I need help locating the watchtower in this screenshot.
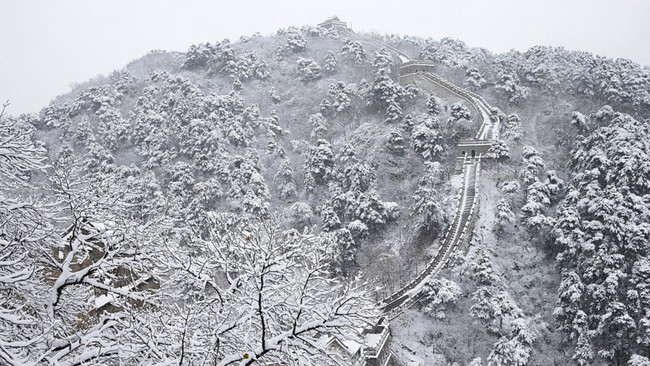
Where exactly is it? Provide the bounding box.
[318,16,348,30]
[455,139,496,172]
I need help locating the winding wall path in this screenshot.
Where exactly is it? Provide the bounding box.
[374,47,500,317]
[351,34,501,366]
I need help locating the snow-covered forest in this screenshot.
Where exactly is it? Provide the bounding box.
[2,20,650,366]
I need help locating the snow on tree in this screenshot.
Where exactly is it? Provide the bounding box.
[426,95,441,116]
[419,37,480,68]
[501,113,523,141]
[223,51,271,81]
[323,81,357,115]
[288,201,314,227]
[628,355,650,366]
[96,105,129,151]
[372,48,393,74]
[232,77,242,91]
[341,38,366,66]
[227,154,271,216]
[470,252,524,331]
[448,101,472,123]
[544,170,564,200]
[500,180,521,196]
[465,67,487,90]
[323,51,338,73]
[275,44,285,60]
[354,189,389,231]
[296,57,322,82]
[410,162,445,232]
[182,39,235,71]
[495,70,530,104]
[273,159,297,201]
[552,111,650,364]
[145,219,378,365]
[593,104,614,123]
[303,172,316,195]
[494,198,515,237]
[419,278,462,319]
[486,319,537,366]
[573,332,594,366]
[337,142,358,164]
[369,66,405,123]
[520,181,555,236]
[402,113,414,133]
[324,227,359,276]
[74,116,96,145]
[411,115,444,161]
[10,149,168,365]
[347,219,369,241]
[485,140,511,163]
[191,177,223,210]
[0,105,57,365]
[339,161,376,194]
[165,161,195,196]
[387,128,406,156]
[321,205,342,232]
[520,146,546,185]
[303,139,334,184]
[308,112,328,139]
[553,271,585,337]
[570,111,590,133]
[285,27,306,52]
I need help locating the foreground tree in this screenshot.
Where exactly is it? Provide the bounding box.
[146,219,379,365]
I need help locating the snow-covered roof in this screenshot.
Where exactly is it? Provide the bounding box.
[342,339,362,354]
[318,16,347,29]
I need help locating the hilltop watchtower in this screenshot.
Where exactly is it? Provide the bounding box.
[318,16,348,30]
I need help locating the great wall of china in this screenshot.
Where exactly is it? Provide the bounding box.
[319,18,501,365]
[348,26,500,366]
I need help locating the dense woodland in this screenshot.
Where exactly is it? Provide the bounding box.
[1,23,650,365]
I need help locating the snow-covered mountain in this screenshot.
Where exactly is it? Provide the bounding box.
[2,19,650,366]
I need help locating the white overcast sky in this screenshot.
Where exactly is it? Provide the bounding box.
[2,0,649,115]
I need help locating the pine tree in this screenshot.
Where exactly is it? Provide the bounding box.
[266,110,284,137]
[402,113,414,133]
[448,101,472,123]
[308,112,328,139]
[341,39,366,66]
[323,52,337,73]
[426,95,441,116]
[321,205,341,232]
[570,111,590,133]
[502,113,523,141]
[465,67,487,90]
[296,58,322,82]
[274,160,297,201]
[573,332,594,366]
[420,278,462,319]
[485,140,511,162]
[303,139,334,184]
[372,48,393,74]
[286,28,306,52]
[496,69,530,104]
[552,112,650,364]
[387,129,406,156]
[494,199,515,237]
[411,116,444,161]
[486,319,537,366]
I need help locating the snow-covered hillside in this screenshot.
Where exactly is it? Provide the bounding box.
[2,19,650,366]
